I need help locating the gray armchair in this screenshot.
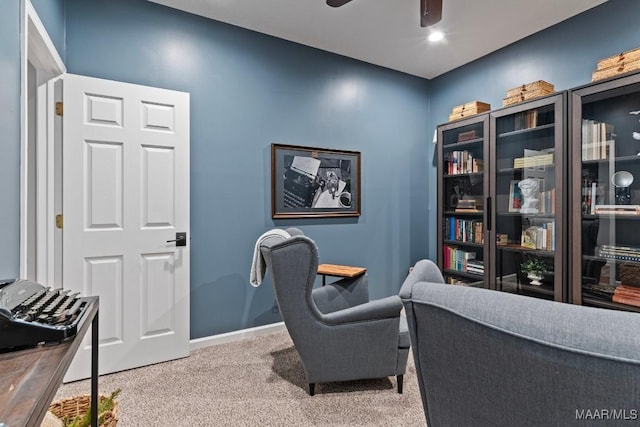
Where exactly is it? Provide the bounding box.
[260,229,410,396]
[401,259,640,427]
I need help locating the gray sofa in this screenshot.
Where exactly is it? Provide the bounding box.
[400,259,640,427]
[259,229,410,395]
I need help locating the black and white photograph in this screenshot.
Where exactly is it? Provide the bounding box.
[271,143,361,218]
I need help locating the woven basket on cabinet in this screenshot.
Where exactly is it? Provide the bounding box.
[47,394,119,427]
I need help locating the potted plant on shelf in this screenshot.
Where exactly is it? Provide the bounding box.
[520,257,548,286]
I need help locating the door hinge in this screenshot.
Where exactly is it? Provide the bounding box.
[55,214,63,229]
[55,102,63,116]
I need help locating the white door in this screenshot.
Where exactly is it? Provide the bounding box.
[62,74,190,380]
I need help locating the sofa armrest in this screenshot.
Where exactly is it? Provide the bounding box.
[321,295,402,324]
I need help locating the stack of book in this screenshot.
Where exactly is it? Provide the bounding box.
[443,246,476,273]
[454,198,483,213]
[581,119,615,161]
[581,178,602,215]
[445,217,484,243]
[521,222,555,251]
[445,150,483,175]
[538,188,556,214]
[514,110,539,130]
[466,259,484,276]
[457,130,479,142]
[596,245,640,262]
[612,284,640,308]
[513,152,554,168]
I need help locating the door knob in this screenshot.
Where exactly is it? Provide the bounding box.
[167,232,187,247]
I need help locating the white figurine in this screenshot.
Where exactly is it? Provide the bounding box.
[518,178,540,214]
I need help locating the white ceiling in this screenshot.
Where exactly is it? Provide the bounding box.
[149,0,608,79]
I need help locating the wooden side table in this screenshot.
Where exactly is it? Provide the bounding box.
[317,263,367,286]
[0,297,99,427]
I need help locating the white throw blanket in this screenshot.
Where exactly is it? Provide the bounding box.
[250,229,291,287]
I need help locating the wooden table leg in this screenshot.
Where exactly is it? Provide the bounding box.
[91,309,99,427]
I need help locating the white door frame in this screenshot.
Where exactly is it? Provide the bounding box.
[20,0,65,283]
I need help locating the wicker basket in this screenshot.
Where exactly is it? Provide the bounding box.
[448,100,491,121]
[620,262,640,287]
[502,80,555,106]
[591,47,640,82]
[47,394,119,427]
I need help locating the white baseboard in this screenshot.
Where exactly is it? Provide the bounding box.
[189,322,286,351]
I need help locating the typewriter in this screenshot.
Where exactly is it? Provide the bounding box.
[0,279,91,351]
[283,156,321,208]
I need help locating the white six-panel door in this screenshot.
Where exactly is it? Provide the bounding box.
[62,74,190,380]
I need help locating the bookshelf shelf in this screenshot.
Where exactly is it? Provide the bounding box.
[497,244,555,257]
[582,214,640,220]
[443,269,484,280]
[582,296,640,313]
[582,154,640,165]
[444,239,484,248]
[443,171,484,179]
[443,138,484,149]
[443,210,484,216]
[497,123,555,139]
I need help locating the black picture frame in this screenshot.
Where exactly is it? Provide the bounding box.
[271,143,361,219]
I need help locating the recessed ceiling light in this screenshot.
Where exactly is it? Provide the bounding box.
[428,31,444,42]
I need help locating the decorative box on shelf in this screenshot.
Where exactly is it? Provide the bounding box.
[448,101,491,122]
[592,47,640,82]
[502,80,555,106]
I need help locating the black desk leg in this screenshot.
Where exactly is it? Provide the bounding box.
[91,309,99,427]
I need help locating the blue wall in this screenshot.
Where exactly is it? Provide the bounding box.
[64,0,431,338]
[426,0,640,258]
[0,1,21,278]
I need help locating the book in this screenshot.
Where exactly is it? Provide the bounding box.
[513,153,554,168]
[612,294,640,308]
[457,130,479,142]
[521,226,539,249]
[594,205,640,215]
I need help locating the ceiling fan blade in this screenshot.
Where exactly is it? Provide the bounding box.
[326,0,353,7]
[421,0,442,27]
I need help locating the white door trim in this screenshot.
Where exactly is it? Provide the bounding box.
[20,0,66,281]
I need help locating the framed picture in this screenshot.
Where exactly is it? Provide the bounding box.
[508,180,523,212]
[271,143,361,219]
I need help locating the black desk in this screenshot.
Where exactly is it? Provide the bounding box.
[0,297,99,427]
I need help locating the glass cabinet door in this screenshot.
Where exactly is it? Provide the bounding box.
[489,94,566,301]
[437,115,489,287]
[571,73,640,312]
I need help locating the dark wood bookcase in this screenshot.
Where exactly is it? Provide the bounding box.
[489,93,567,302]
[437,114,490,288]
[570,72,640,313]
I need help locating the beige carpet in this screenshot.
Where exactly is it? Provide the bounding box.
[56,331,426,426]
